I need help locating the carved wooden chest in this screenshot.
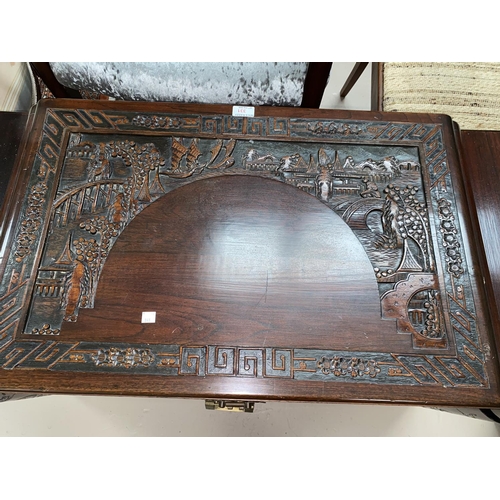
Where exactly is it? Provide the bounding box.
[1,100,499,407]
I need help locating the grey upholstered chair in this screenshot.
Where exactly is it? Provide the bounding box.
[31,62,332,108]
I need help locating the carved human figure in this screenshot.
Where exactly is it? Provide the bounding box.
[360,177,381,198]
[280,154,296,170]
[110,192,126,225]
[315,167,333,201]
[88,143,112,181]
[63,259,85,321]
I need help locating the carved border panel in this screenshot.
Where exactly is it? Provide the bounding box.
[0,105,490,392]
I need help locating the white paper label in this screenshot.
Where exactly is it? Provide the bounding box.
[232,105,255,117]
[141,311,156,323]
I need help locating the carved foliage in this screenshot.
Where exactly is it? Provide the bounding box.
[58,140,166,322]
[132,115,183,130]
[30,323,60,335]
[317,356,381,378]
[437,198,464,279]
[108,140,165,206]
[14,182,48,262]
[307,122,362,136]
[378,184,433,272]
[419,290,443,339]
[93,348,155,368]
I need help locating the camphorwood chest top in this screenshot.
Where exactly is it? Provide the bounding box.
[0,99,499,406]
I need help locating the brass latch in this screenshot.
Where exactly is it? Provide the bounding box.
[205,400,261,412]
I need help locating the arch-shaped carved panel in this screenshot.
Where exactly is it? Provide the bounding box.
[60,175,401,350]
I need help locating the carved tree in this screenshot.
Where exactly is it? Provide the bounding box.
[108,140,165,206]
[379,184,433,272]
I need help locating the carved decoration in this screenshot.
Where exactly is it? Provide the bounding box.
[0,339,488,388]
[14,182,48,262]
[30,324,60,335]
[132,114,183,130]
[380,273,446,348]
[419,290,444,339]
[0,106,488,392]
[27,135,456,351]
[92,348,155,368]
[307,121,362,136]
[437,198,464,278]
[317,356,381,378]
[108,139,165,207]
[378,184,433,272]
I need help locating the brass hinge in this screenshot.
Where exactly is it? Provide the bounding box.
[205,400,262,412]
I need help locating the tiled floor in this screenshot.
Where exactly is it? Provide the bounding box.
[0,63,499,436]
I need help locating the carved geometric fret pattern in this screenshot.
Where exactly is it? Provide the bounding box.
[0,341,487,387]
[0,106,490,390]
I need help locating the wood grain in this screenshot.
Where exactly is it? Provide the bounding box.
[459,130,500,360]
[0,112,27,210]
[62,175,407,351]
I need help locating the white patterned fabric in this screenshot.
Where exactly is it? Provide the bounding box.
[0,62,36,111]
[49,62,309,105]
[383,62,500,130]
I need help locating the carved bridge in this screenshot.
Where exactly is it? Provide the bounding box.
[339,198,385,229]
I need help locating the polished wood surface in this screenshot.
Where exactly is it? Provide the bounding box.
[63,175,407,352]
[459,130,500,358]
[0,112,27,210]
[340,62,368,98]
[336,62,382,111]
[372,62,383,111]
[0,99,499,407]
[30,63,81,99]
[301,62,332,108]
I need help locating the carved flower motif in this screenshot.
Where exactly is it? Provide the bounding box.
[93,348,155,368]
[18,234,36,246]
[366,362,381,377]
[317,357,332,374]
[441,220,454,232]
[31,323,60,335]
[317,356,380,378]
[443,233,456,244]
[449,262,464,276]
[438,203,452,218]
[20,218,41,231]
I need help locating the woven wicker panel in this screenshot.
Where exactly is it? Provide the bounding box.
[383,62,500,130]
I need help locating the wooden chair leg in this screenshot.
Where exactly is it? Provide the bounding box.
[340,62,369,98]
[29,63,82,99]
[371,62,383,111]
[301,62,332,108]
